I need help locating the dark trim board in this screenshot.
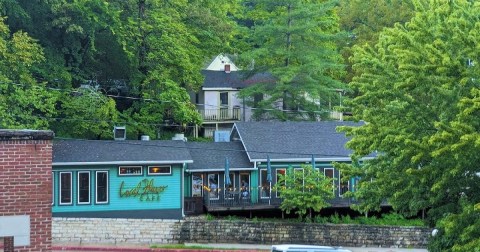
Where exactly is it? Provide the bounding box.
[53,209,183,219]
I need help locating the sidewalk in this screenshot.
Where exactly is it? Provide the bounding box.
[52,242,428,252]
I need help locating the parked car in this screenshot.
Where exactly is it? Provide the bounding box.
[271,244,353,252]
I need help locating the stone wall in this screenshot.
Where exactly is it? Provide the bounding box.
[52,218,181,245]
[53,218,430,248]
[0,130,54,252]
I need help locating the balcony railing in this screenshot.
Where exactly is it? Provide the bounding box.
[200,187,358,212]
[203,187,282,211]
[198,107,241,122]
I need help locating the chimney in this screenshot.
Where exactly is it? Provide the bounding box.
[224,64,231,73]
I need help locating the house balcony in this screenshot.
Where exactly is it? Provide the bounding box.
[197,107,241,123]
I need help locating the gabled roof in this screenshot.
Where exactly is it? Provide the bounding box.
[232,121,365,162]
[185,141,253,171]
[204,54,239,71]
[53,140,192,166]
[202,70,274,89]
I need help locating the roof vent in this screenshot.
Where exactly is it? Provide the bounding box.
[141,135,150,141]
[113,126,126,140]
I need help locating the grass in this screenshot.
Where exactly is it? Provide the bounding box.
[150,244,245,250]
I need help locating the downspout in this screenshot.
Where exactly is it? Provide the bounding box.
[181,162,185,218]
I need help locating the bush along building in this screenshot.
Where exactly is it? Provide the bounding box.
[51,121,372,219]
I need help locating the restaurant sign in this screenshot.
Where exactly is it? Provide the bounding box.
[120,179,168,201]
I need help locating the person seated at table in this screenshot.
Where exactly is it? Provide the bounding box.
[241,180,249,198]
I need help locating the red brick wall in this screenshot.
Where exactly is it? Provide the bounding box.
[0,131,53,252]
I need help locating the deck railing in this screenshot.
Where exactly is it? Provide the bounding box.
[197,107,241,122]
[201,187,359,211]
[203,187,282,210]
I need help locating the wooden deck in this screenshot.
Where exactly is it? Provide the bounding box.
[201,189,361,212]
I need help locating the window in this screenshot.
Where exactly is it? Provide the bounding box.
[96,171,108,204]
[192,174,203,197]
[220,92,229,106]
[207,173,219,200]
[294,168,304,184]
[339,171,349,197]
[240,173,250,199]
[77,171,90,204]
[260,169,270,198]
[119,166,142,175]
[59,172,72,205]
[148,166,171,175]
[276,168,286,197]
[225,172,235,199]
[324,168,335,195]
[253,93,263,107]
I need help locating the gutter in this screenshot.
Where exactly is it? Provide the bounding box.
[53,160,194,166]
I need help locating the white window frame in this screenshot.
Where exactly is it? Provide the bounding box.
[59,172,72,205]
[324,168,335,195]
[118,166,143,176]
[219,91,229,107]
[77,171,90,204]
[147,165,171,175]
[192,173,203,197]
[224,172,235,199]
[276,168,286,198]
[260,169,270,199]
[338,171,350,197]
[208,173,219,200]
[95,171,109,204]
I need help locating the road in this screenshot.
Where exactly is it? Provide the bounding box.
[50,243,428,252]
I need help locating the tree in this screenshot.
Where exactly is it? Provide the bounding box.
[338,0,415,47]
[274,165,334,220]
[338,0,480,250]
[238,0,346,121]
[109,0,241,136]
[337,0,415,82]
[0,17,57,129]
[124,78,202,139]
[51,88,119,139]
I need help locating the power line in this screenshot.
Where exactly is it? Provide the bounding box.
[1,80,344,114]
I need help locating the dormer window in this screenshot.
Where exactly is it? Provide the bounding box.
[224,64,231,73]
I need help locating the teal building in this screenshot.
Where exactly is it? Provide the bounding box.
[52,140,192,219]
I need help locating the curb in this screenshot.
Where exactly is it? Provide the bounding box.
[52,246,267,252]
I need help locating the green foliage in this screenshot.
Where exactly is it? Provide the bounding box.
[340,0,480,250]
[238,0,346,120]
[0,17,57,129]
[225,215,240,221]
[337,0,415,82]
[205,214,215,221]
[273,165,334,220]
[429,201,480,252]
[338,0,415,47]
[312,213,424,226]
[51,88,119,139]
